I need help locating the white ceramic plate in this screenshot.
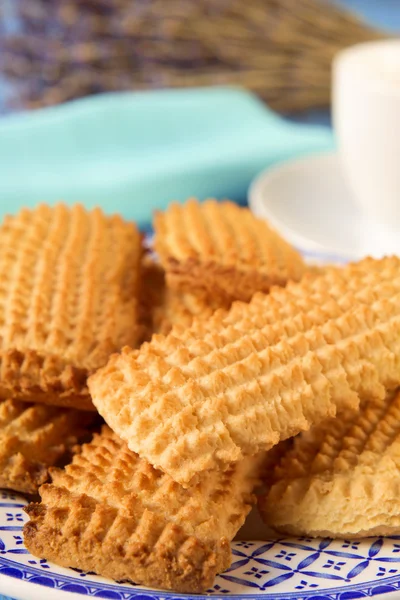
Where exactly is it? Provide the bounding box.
[249,151,400,262]
[2,489,400,600]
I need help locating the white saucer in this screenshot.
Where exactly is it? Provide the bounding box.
[249,151,399,262]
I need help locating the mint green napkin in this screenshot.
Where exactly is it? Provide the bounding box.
[0,88,333,227]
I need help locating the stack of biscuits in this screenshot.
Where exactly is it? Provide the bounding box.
[1,201,400,593]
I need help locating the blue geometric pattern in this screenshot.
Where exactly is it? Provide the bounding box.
[2,491,400,599]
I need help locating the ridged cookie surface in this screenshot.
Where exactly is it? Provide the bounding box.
[89,257,400,486]
[259,389,400,537]
[154,198,306,302]
[0,398,96,494]
[155,289,229,335]
[153,283,230,336]
[140,256,230,338]
[0,204,141,409]
[24,426,263,593]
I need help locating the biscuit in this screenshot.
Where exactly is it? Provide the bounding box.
[0,398,96,494]
[140,256,230,338]
[153,261,325,337]
[258,389,400,537]
[24,426,263,593]
[154,198,306,302]
[154,288,230,335]
[0,204,141,409]
[89,256,400,486]
[137,255,165,343]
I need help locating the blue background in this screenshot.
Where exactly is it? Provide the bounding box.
[293,0,400,126]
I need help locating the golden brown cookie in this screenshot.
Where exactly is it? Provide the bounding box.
[152,260,327,337]
[0,203,141,410]
[154,287,230,335]
[154,198,306,302]
[137,254,165,343]
[139,255,230,338]
[89,256,400,487]
[0,398,97,494]
[24,426,263,593]
[258,389,400,537]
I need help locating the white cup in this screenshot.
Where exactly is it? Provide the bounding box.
[333,40,400,254]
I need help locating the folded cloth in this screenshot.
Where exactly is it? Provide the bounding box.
[0,88,333,227]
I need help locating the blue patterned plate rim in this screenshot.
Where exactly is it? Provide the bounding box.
[3,551,400,599]
[2,491,400,600]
